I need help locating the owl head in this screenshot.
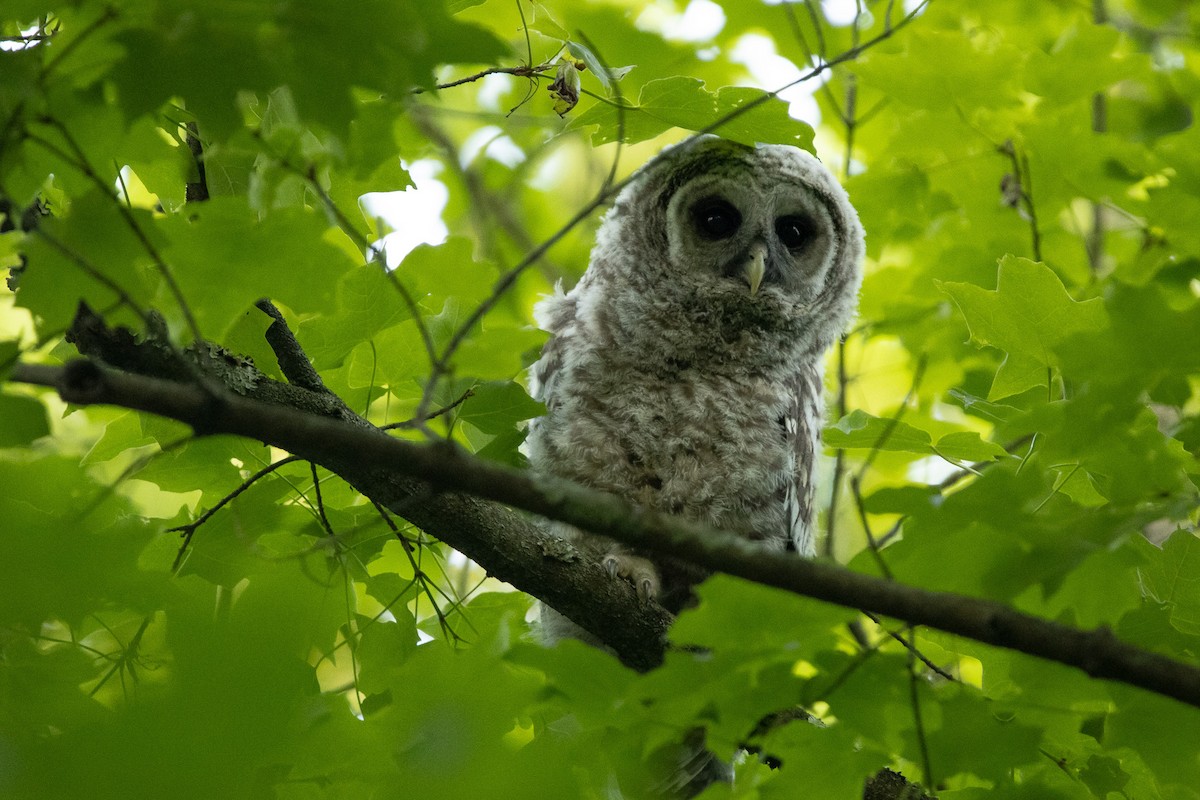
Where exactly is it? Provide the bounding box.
[588,137,865,358]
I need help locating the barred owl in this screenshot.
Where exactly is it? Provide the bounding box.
[530,137,865,641]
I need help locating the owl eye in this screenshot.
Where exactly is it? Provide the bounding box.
[691,198,742,240]
[775,214,816,250]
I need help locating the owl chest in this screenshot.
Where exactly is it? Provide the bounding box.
[545,368,796,535]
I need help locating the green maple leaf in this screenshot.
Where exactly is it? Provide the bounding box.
[939,256,1108,400]
[570,76,814,149]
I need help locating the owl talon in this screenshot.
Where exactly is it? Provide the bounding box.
[602,554,661,602]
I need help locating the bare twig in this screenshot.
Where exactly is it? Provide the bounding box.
[849,474,894,581]
[824,338,849,558]
[381,387,474,431]
[87,614,152,701]
[74,435,192,523]
[999,140,1043,262]
[169,455,302,572]
[309,461,334,536]
[874,517,907,549]
[857,354,927,476]
[801,0,828,61]
[863,611,957,682]
[781,2,846,124]
[414,64,554,94]
[821,1,865,556]
[372,501,466,643]
[26,226,152,322]
[908,644,936,789]
[578,32,626,194]
[40,8,111,78]
[410,173,607,423]
[934,433,1035,493]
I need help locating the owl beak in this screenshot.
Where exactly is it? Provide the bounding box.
[742,243,767,296]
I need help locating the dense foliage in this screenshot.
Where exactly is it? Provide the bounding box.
[2,0,1199,797]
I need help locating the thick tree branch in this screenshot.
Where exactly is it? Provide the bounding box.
[12,353,672,671]
[10,358,1200,708]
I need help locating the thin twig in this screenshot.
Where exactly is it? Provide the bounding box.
[169,455,302,572]
[26,225,151,322]
[74,435,192,523]
[823,339,849,558]
[414,64,554,94]
[1019,150,1043,263]
[849,474,894,581]
[1086,0,1108,275]
[857,354,927,476]
[908,644,936,789]
[114,163,132,208]
[999,140,1043,262]
[381,388,474,431]
[934,433,1035,493]
[863,611,956,682]
[410,179,604,423]
[823,2,863,555]
[372,501,465,643]
[801,0,828,61]
[517,0,534,75]
[875,517,906,548]
[413,32,633,423]
[809,641,879,704]
[310,462,334,536]
[842,1,862,176]
[503,0,549,116]
[578,31,626,195]
[40,7,112,78]
[781,2,846,123]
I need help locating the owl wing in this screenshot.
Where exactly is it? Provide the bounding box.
[783,365,823,557]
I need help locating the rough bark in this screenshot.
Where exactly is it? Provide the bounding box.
[9,311,1200,708]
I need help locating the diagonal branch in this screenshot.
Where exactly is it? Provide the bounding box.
[10,358,1200,707]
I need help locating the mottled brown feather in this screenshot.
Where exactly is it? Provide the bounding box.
[529,137,865,640]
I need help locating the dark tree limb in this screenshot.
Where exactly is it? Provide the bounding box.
[10,355,1200,706]
[254,298,330,394]
[863,768,935,800]
[14,313,674,670]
